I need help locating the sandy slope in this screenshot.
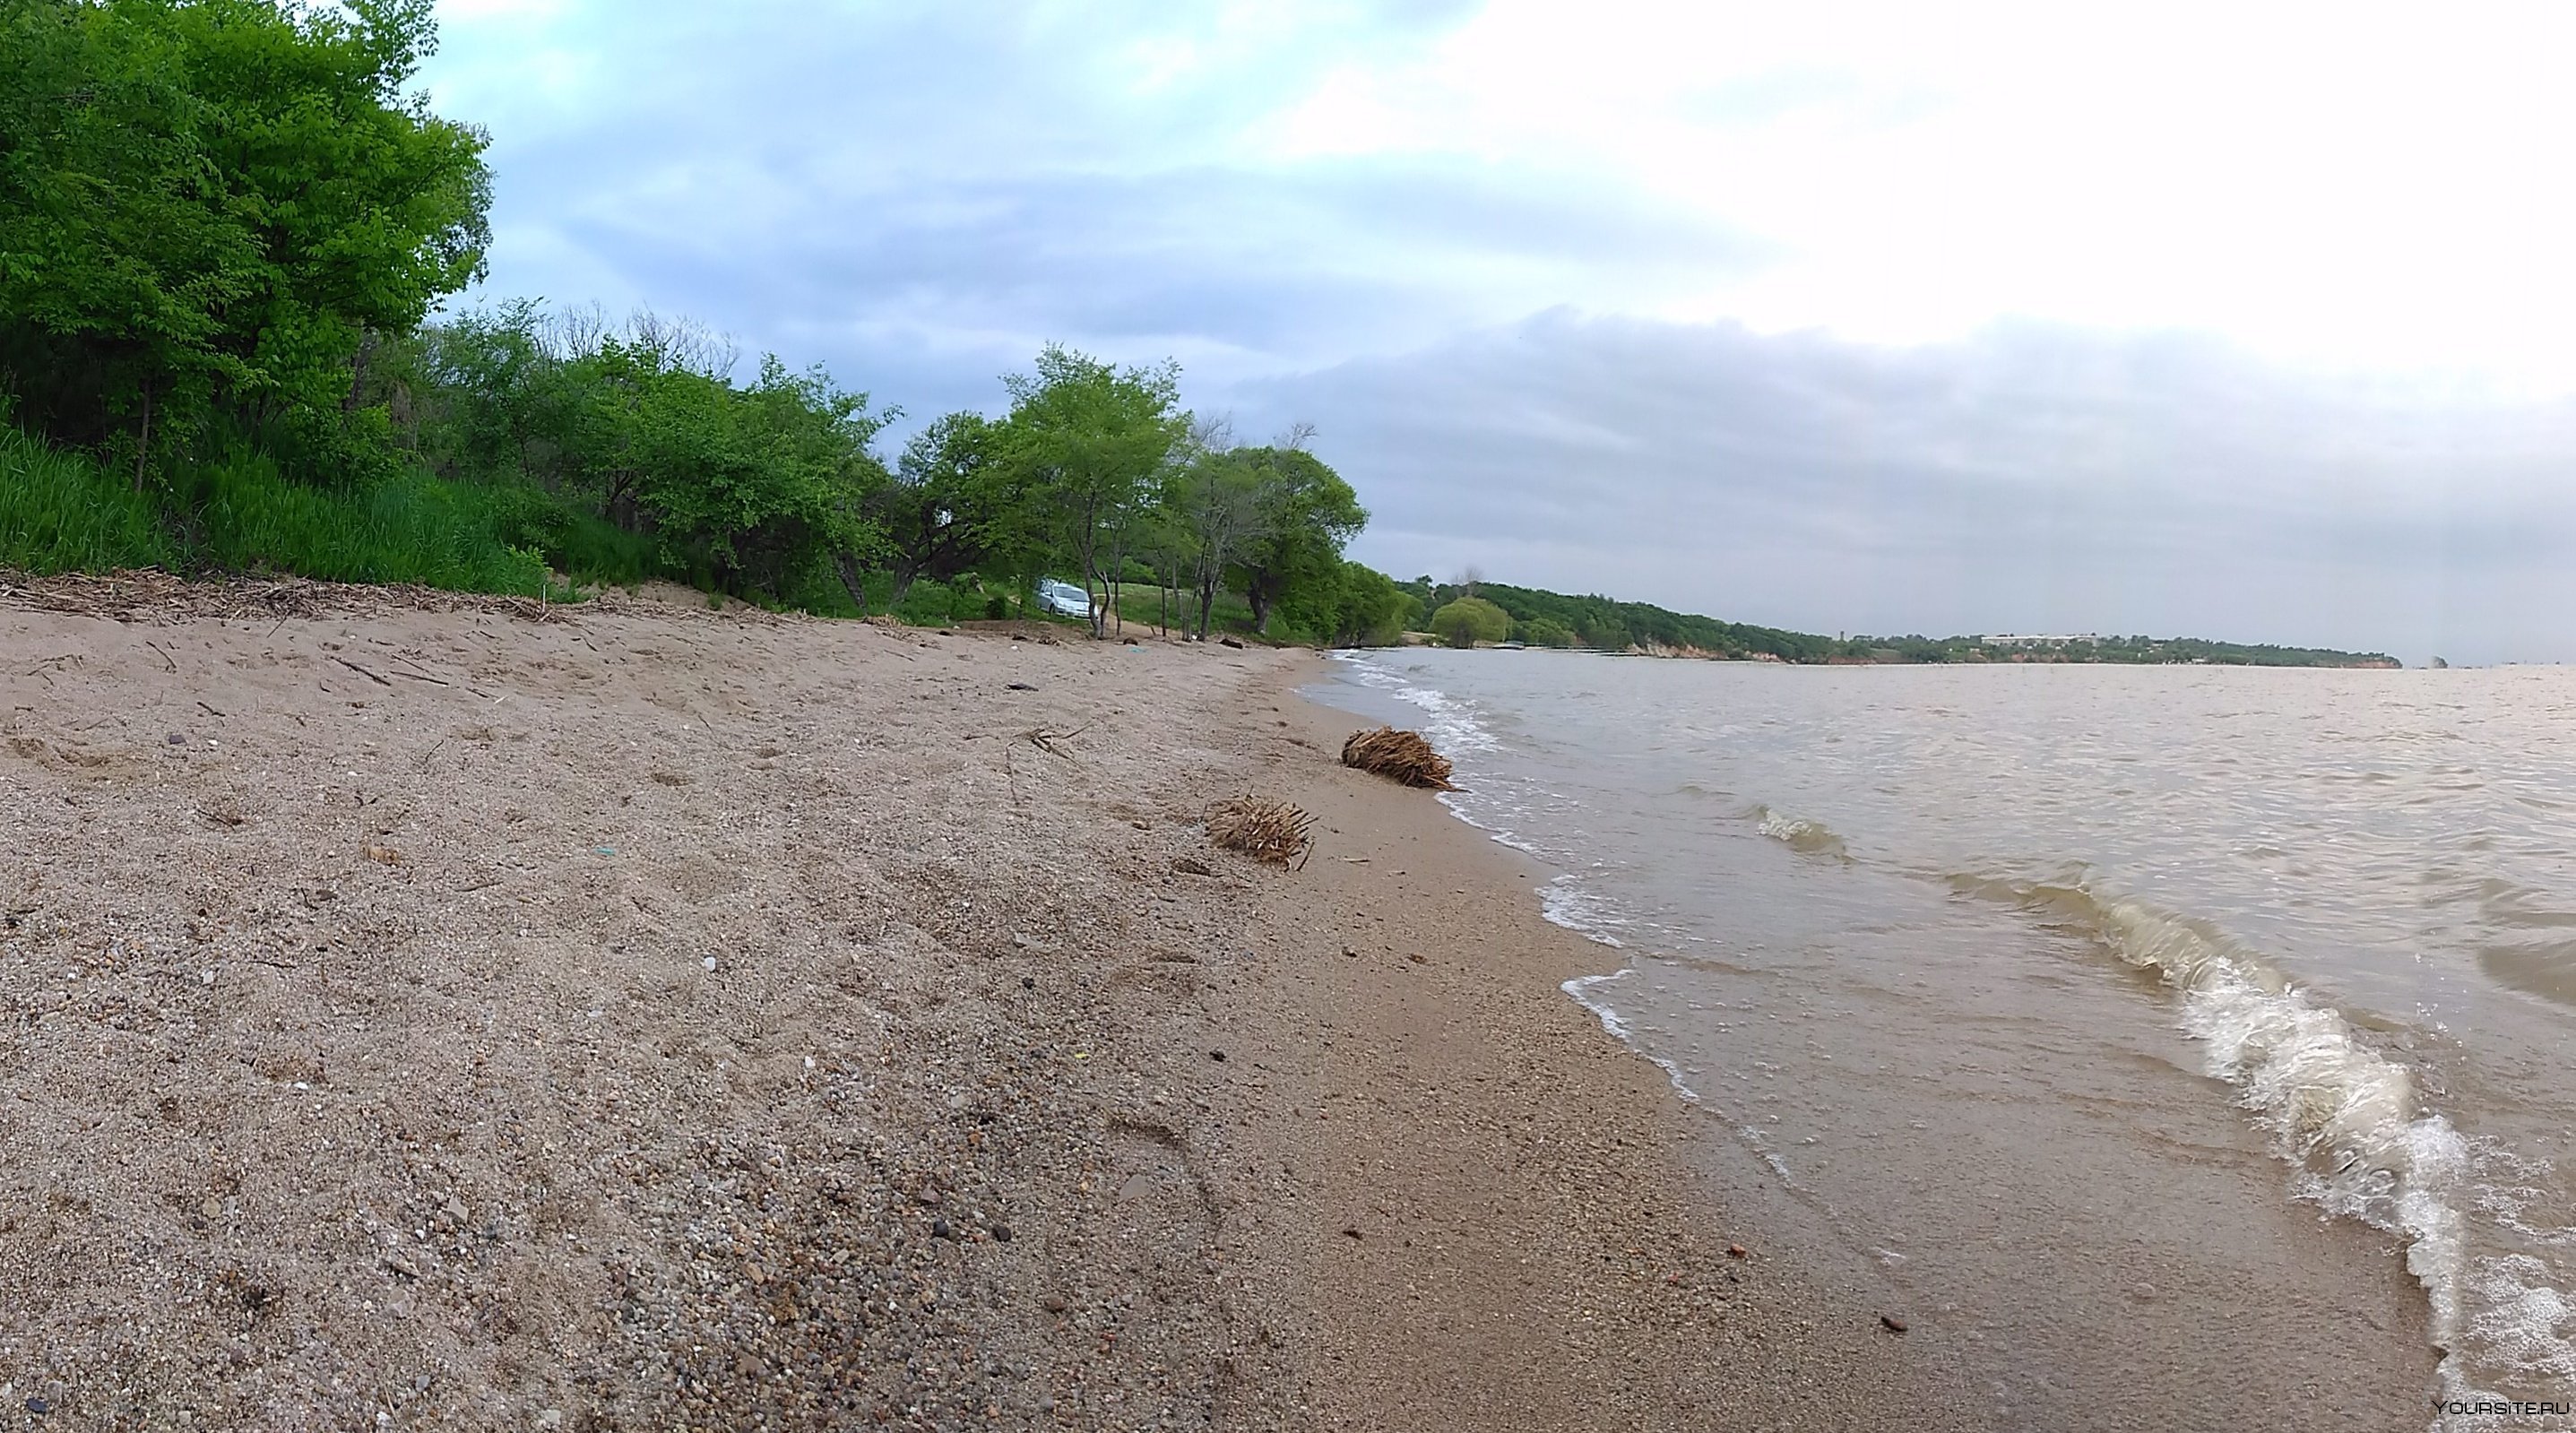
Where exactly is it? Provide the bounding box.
[0,582,1971,1431]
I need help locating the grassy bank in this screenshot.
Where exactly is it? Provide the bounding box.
[0,425,653,600]
[1,426,1355,643]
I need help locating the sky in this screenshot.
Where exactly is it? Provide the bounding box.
[419,0,2576,663]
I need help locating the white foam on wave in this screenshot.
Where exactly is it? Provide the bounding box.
[1540,875,1628,948]
[2083,893,2575,1424]
[1751,805,1850,859]
[1563,969,1704,1104]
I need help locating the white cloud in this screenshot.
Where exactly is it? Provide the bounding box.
[1268,1,2576,383]
[414,0,2576,656]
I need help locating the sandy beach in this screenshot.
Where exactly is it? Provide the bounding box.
[0,581,1978,1431]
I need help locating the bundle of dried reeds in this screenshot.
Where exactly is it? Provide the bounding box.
[1206,796,1315,866]
[1339,726,1455,790]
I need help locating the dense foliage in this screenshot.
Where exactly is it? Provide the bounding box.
[0,0,1388,640]
[393,302,891,603]
[1,0,489,481]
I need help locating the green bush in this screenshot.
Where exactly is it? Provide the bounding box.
[1431,596,1512,648]
[1517,617,1577,648]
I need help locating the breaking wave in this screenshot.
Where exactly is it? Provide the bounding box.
[1951,873,2575,1424]
[1751,805,1850,859]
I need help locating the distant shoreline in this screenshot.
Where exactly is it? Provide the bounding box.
[1402,577,2399,667]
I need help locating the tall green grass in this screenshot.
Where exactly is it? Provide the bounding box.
[0,423,601,599]
[183,448,551,595]
[0,426,177,573]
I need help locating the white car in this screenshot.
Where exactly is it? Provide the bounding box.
[1035,579,1094,618]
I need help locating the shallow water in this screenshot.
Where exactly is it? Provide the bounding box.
[1310,651,2576,1430]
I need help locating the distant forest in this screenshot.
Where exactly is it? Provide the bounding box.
[1401,578,2399,668]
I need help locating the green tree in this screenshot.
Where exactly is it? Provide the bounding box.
[1167,445,1266,639]
[0,0,490,481]
[996,345,1185,639]
[1431,596,1511,648]
[1233,445,1364,634]
[1277,559,1410,647]
[877,410,1001,605]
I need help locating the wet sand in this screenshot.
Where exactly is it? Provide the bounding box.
[0,578,1975,1430]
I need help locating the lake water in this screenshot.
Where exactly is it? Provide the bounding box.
[1310,650,2576,1431]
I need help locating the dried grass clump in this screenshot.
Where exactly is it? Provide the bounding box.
[1340,726,1455,790]
[1206,796,1315,867]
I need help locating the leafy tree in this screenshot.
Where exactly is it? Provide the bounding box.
[1167,445,1266,639]
[0,0,490,481]
[1431,596,1510,648]
[1233,445,1364,634]
[1276,558,1410,647]
[877,410,1001,605]
[996,345,1185,638]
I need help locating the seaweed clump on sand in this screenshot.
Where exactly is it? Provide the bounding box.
[1207,797,1315,866]
[1340,727,1456,790]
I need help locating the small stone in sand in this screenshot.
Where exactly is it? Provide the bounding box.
[1727,1244,1748,1259]
[1208,1049,1226,1062]
[1880,1314,1909,1334]
[702,957,718,972]
[990,1223,1013,1242]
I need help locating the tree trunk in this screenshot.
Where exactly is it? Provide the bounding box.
[133,382,152,494]
[834,552,869,615]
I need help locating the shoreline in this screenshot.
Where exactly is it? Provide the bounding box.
[1299,645,2458,1429]
[1251,662,1986,1429]
[0,585,1970,1429]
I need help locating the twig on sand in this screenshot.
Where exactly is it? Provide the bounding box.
[388,659,454,686]
[143,640,177,673]
[1022,725,1088,757]
[329,655,393,687]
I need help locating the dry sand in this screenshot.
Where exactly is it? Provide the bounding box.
[0,579,1979,1431]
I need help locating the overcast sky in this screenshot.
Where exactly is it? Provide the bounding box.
[421,0,2576,663]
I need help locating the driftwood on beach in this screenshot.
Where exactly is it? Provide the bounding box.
[1208,796,1315,866]
[1340,726,1456,790]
